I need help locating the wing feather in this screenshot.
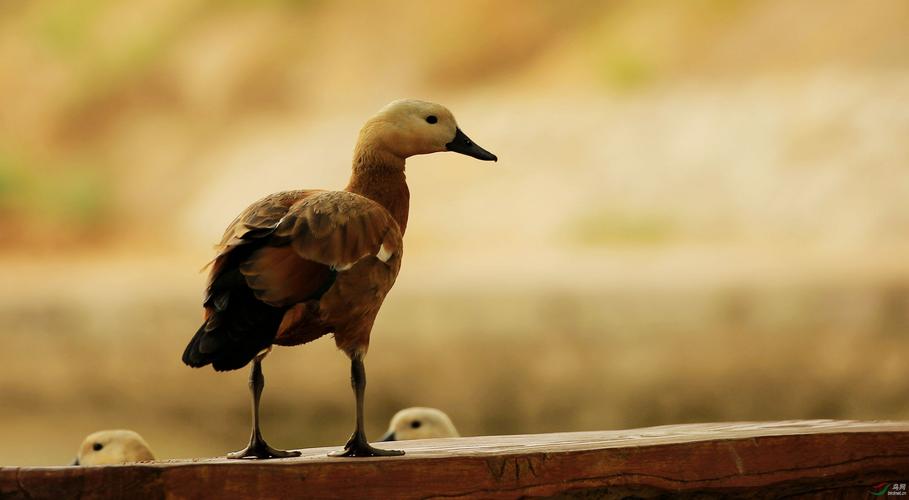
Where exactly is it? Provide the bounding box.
[275,191,402,271]
[236,190,402,307]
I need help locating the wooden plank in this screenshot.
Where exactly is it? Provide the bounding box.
[2,420,908,499]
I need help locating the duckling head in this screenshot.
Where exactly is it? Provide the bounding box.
[72,429,155,466]
[380,407,460,441]
[357,99,497,162]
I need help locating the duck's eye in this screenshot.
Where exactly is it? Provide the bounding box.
[92,443,103,451]
[425,115,438,124]
[410,420,422,429]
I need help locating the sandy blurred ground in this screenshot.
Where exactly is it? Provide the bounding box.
[1,0,908,465]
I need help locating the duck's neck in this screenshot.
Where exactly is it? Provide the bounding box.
[345,147,410,234]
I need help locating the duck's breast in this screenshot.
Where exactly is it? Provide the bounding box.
[322,245,402,354]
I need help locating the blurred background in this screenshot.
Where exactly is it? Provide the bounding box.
[2,0,908,466]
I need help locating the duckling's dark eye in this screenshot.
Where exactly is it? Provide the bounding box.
[410,420,422,429]
[425,115,438,124]
[92,443,103,451]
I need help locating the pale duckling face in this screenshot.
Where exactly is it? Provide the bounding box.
[380,407,460,441]
[359,99,497,162]
[72,430,154,466]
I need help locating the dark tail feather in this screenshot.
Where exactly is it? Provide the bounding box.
[181,322,218,368]
[181,284,284,372]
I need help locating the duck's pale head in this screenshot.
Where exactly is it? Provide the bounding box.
[380,407,460,441]
[358,99,497,162]
[72,430,155,466]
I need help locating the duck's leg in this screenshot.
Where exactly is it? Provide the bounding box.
[228,352,301,459]
[330,353,404,457]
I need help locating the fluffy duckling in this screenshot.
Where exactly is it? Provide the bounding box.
[72,430,154,466]
[380,407,460,441]
[182,99,496,458]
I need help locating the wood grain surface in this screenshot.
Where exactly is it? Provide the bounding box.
[2,420,908,499]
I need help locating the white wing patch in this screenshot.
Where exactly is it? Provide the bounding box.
[331,244,393,272]
[377,244,393,263]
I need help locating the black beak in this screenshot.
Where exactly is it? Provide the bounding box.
[446,128,497,162]
[379,430,396,442]
[70,457,80,466]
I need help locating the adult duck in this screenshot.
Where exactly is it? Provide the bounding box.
[182,99,496,458]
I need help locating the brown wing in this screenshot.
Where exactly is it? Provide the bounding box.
[215,189,323,253]
[276,191,401,269]
[202,190,320,309]
[237,190,402,308]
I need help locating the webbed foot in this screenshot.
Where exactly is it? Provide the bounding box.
[329,431,404,457]
[227,438,301,459]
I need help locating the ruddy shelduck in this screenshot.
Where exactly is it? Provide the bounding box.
[380,407,460,441]
[182,99,496,458]
[72,430,154,466]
